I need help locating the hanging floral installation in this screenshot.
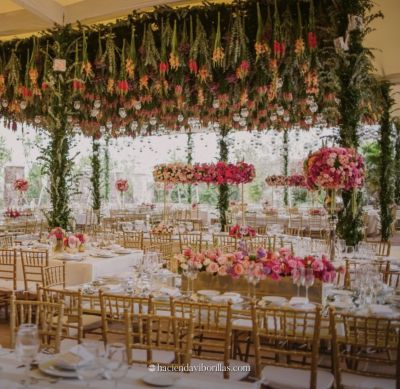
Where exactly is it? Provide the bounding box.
[0,0,361,137]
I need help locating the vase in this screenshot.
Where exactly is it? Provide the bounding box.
[54,239,64,253]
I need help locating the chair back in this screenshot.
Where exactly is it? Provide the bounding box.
[42,264,66,289]
[329,308,400,386]
[149,233,172,245]
[123,231,144,250]
[212,233,237,251]
[0,248,17,290]
[251,303,322,389]
[179,232,202,252]
[10,294,64,353]
[20,249,49,291]
[0,234,15,248]
[124,311,193,366]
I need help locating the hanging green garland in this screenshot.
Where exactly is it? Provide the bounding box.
[90,135,102,214]
[378,81,394,242]
[283,129,288,206]
[103,135,110,202]
[218,125,230,229]
[394,119,400,206]
[186,132,193,204]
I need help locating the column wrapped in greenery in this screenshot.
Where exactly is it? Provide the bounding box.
[283,129,288,206]
[90,135,101,215]
[218,125,229,229]
[103,135,110,202]
[378,81,394,241]
[335,0,380,245]
[394,119,400,206]
[186,132,193,204]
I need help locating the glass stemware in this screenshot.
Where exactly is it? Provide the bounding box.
[15,324,39,388]
[292,268,305,297]
[76,341,104,388]
[104,343,129,389]
[303,268,315,302]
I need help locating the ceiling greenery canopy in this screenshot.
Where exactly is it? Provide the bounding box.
[0,0,379,138]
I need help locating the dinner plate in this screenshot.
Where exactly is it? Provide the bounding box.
[211,295,243,304]
[261,296,287,305]
[39,359,78,378]
[90,252,114,258]
[290,302,316,311]
[197,289,220,297]
[328,301,352,310]
[112,249,132,255]
[330,289,352,296]
[142,372,181,387]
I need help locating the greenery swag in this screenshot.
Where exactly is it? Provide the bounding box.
[90,136,101,213]
[186,132,193,204]
[394,119,400,206]
[218,125,230,228]
[283,129,288,206]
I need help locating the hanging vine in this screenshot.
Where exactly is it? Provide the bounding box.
[283,129,288,206]
[218,125,230,229]
[103,135,110,202]
[186,132,193,204]
[394,119,400,206]
[90,135,101,214]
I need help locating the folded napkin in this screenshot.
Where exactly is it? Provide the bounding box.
[102,284,123,292]
[55,345,94,370]
[159,287,180,297]
[212,295,242,304]
[369,304,394,316]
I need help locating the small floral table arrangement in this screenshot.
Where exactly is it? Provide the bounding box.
[228,224,256,239]
[13,178,29,208]
[4,208,21,218]
[48,227,66,253]
[151,222,174,235]
[64,233,86,253]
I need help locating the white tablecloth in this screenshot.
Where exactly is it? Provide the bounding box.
[0,349,257,389]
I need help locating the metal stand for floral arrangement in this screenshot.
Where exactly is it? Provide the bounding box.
[325,189,343,262]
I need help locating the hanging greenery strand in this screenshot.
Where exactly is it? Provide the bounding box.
[394,119,400,206]
[218,125,230,229]
[90,136,101,214]
[103,135,110,202]
[378,81,395,242]
[283,129,288,206]
[186,132,193,204]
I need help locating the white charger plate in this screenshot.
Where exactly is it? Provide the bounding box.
[197,290,220,297]
[261,296,287,305]
[39,360,78,378]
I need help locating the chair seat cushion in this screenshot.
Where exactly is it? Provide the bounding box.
[190,358,250,381]
[341,372,396,389]
[261,366,334,389]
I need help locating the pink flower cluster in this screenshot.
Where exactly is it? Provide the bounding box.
[265,174,306,187]
[14,178,29,192]
[115,179,129,192]
[229,224,257,238]
[153,162,255,185]
[48,227,66,241]
[4,208,21,218]
[176,247,339,282]
[304,147,365,191]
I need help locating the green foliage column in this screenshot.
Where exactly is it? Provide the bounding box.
[336,0,370,245]
[283,129,289,206]
[394,120,400,206]
[103,135,110,202]
[186,132,193,204]
[378,82,394,241]
[90,136,101,214]
[218,125,230,229]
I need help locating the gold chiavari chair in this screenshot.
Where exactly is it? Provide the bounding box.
[10,294,64,353]
[39,287,102,344]
[124,311,194,367]
[344,259,391,289]
[277,238,294,254]
[212,233,237,252]
[246,235,272,253]
[100,292,154,345]
[287,215,304,236]
[330,308,400,389]
[179,232,203,252]
[376,240,391,257]
[308,215,325,238]
[0,234,15,248]
[149,233,172,245]
[20,249,49,293]
[251,304,333,389]
[382,271,400,290]
[171,299,250,380]
[123,231,144,250]
[0,248,20,315]
[265,214,278,227]
[42,264,66,289]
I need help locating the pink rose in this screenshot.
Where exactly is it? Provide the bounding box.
[233,263,244,276]
[206,262,219,273]
[218,265,227,276]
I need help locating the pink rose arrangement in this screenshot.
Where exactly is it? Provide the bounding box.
[265,175,288,187]
[304,147,365,191]
[14,178,29,192]
[115,179,129,192]
[48,227,66,241]
[151,222,174,235]
[153,162,255,185]
[176,246,340,282]
[4,208,21,218]
[229,224,257,238]
[287,174,306,187]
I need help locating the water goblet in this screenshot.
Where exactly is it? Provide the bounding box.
[104,343,129,389]
[303,268,315,302]
[292,267,305,297]
[15,324,39,388]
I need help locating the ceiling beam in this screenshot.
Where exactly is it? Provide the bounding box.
[12,0,65,25]
[65,0,184,24]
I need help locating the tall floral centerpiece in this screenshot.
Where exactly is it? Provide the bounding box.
[115,179,129,209]
[13,178,29,209]
[304,147,365,260]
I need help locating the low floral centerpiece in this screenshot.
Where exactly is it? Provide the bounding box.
[64,233,86,252]
[115,179,129,208]
[229,224,257,238]
[48,227,66,252]
[4,208,21,218]
[151,222,174,235]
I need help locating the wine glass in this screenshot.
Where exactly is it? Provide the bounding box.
[76,341,104,388]
[292,268,305,297]
[184,262,198,297]
[303,268,315,302]
[104,343,129,389]
[15,324,39,388]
